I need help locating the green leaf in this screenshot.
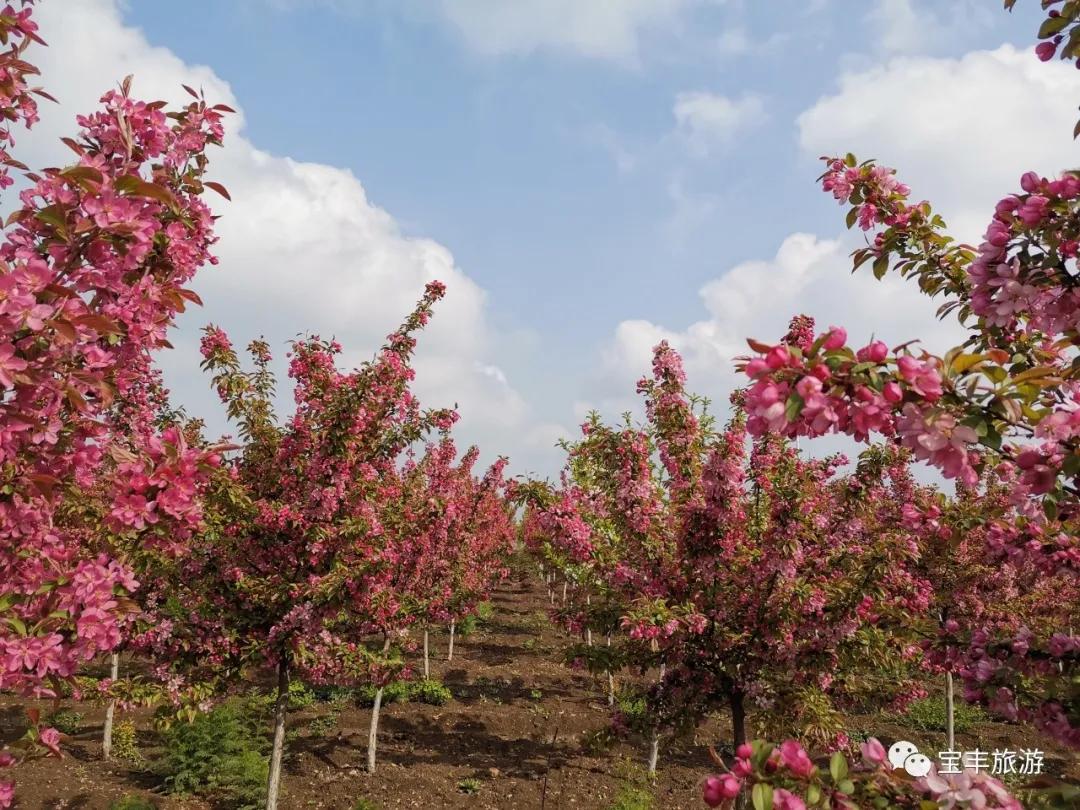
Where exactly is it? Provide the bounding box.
[845,207,859,229]
[829,752,849,782]
[872,255,889,280]
[751,783,774,810]
[1038,14,1071,38]
[784,392,804,423]
[35,204,68,235]
[114,174,178,210]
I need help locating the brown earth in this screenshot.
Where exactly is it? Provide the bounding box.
[2,576,1078,809]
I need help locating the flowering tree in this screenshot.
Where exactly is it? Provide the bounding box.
[704,4,1080,806]
[401,439,512,675]
[740,108,1080,754]
[0,2,230,801]
[150,282,512,807]
[524,342,928,773]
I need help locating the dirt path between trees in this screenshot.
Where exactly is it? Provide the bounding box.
[3,575,1076,808]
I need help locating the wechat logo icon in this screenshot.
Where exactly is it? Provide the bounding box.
[888,740,933,778]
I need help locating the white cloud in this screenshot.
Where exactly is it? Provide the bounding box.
[428,0,695,63]
[673,90,766,155]
[600,234,963,399]
[799,45,1080,241]
[716,27,751,57]
[866,0,994,56]
[26,0,568,474]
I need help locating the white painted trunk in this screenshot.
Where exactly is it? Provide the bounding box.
[102,652,119,760]
[946,670,955,752]
[606,634,614,706]
[265,659,289,810]
[647,730,660,774]
[585,593,592,647]
[366,686,384,773]
[423,628,430,679]
[447,621,456,661]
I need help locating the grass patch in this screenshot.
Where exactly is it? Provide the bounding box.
[897,695,988,734]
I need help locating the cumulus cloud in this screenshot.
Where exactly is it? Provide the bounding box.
[673,90,767,155]
[430,0,695,62]
[26,0,569,474]
[597,234,963,404]
[799,45,1080,239]
[865,0,996,57]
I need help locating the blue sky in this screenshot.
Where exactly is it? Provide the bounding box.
[25,1,1076,476]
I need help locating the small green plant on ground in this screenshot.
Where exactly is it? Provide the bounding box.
[351,799,379,810]
[528,688,543,700]
[410,678,452,706]
[616,692,649,732]
[112,719,143,764]
[456,614,479,638]
[354,680,411,706]
[45,708,83,735]
[307,710,340,736]
[288,680,317,710]
[159,702,268,810]
[474,601,494,623]
[108,796,157,810]
[457,778,482,795]
[607,785,653,810]
[898,695,988,734]
[581,726,618,756]
[313,684,356,705]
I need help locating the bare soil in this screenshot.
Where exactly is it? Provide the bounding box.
[2,576,1077,809]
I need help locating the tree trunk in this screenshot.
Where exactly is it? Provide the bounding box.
[561,579,567,604]
[945,671,955,751]
[447,621,456,662]
[730,690,747,748]
[265,657,289,810]
[584,593,592,647]
[366,686,384,773]
[101,652,119,760]
[647,729,660,774]
[366,637,393,774]
[423,627,430,679]
[606,634,614,707]
[731,690,749,810]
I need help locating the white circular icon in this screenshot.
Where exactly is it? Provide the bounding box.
[888,740,919,770]
[903,752,932,777]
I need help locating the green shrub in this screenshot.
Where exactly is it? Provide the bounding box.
[312,685,355,705]
[352,800,379,810]
[307,709,341,736]
[108,796,157,810]
[45,708,83,735]
[616,693,649,732]
[410,678,452,706]
[899,695,987,734]
[457,778,482,795]
[474,602,494,623]
[456,614,479,638]
[354,680,410,706]
[112,719,143,763]
[287,681,316,710]
[608,786,653,810]
[160,703,268,809]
